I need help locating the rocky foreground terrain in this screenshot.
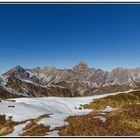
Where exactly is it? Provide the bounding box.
[1,62,140,98]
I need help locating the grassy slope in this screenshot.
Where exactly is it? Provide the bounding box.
[57,90,140,136]
[84,90,140,110]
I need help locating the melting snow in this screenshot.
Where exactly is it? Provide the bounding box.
[47,130,59,136]
[6,123,27,137]
[103,106,115,112]
[0,89,135,136]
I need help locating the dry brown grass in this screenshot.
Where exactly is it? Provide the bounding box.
[0,115,23,136]
[33,114,50,122]
[21,123,50,136]
[22,120,37,131]
[58,104,140,136]
[57,90,140,136]
[21,114,50,136]
[0,113,50,136]
[0,126,13,136]
[84,90,140,110]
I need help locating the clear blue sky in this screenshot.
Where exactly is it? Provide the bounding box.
[0,4,140,73]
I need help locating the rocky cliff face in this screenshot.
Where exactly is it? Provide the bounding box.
[1,62,140,98]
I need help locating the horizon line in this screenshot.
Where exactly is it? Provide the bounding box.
[1,62,140,74]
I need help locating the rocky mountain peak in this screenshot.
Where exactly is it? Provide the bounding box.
[14,65,24,70]
[73,61,89,72]
[2,62,140,98]
[3,65,30,79]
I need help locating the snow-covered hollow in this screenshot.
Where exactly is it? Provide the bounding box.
[0,89,135,136]
[0,89,134,121]
[0,96,94,122]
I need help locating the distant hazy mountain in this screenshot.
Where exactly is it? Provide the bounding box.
[1,62,140,98]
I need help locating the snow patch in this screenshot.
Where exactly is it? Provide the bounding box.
[103,106,115,112]
[47,130,59,136]
[0,89,136,136]
[6,123,27,137]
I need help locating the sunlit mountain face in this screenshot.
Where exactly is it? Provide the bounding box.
[0,62,140,99]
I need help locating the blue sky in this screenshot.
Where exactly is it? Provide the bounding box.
[0,4,140,73]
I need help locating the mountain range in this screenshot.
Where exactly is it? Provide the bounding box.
[1,62,140,99]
